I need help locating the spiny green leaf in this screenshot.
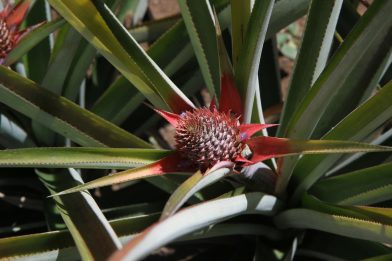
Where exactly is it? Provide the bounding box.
[48,0,192,112]
[89,0,195,113]
[179,0,221,98]
[276,0,392,196]
[50,153,190,197]
[289,81,392,203]
[303,194,392,226]
[248,137,392,163]
[278,0,343,136]
[235,0,274,122]
[0,147,169,169]
[0,65,151,148]
[284,0,392,140]
[311,162,392,205]
[275,209,392,244]
[283,140,392,155]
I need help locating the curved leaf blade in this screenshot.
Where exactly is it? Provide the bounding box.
[92,0,195,113]
[51,153,191,197]
[275,209,392,244]
[235,0,274,122]
[303,194,392,225]
[109,192,281,261]
[311,162,392,205]
[276,1,392,196]
[49,0,194,113]
[32,25,85,145]
[278,0,343,136]
[0,65,151,148]
[46,0,170,111]
[247,137,392,163]
[0,204,159,259]
[179,0,221,98]
[0,217,283,259]
[0,147,169,169]
[284,0,392,140]
[289,81,392,203]
[37,169,121,260]
[160,165,232,220]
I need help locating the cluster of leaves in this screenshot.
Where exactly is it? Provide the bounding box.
[0,0,391,260]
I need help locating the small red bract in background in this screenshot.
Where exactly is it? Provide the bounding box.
[0,0,38,63]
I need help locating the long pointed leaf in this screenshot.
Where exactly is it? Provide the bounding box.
[278,0,343,136]
[23,0,52,83]
[0,217,282,259]
[32,25,85,145]
[109,192,281,261]
[91,43,193,125]
[0,205,159,259]
[326,128,392,174]
[311,162,392,205]
[51,153,191,197]
[230,0,251,69]
[0,65,151,148]
[235,0,274,122]
[49,0,175,110]
[275,209,392,244]
[303,194,392,225]
[276,1,392,196]
[247,137,392,163]
[37,169,121,260]
[284,1,392,140]
[289,81,392,203]
[92,0,194,113]
[179,0,221,98]
[160,166,232,220]
[0,147,169,169]
[63,42,96,101]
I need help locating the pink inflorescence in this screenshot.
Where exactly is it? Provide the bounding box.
[175,108,244,170]
[0,19,14,58]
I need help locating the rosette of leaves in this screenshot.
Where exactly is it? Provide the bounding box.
[0,0,391,260]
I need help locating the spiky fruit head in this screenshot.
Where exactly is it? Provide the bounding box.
[175,108,244,170]
[0,20,13,58]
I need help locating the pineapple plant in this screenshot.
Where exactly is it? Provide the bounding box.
[0,0,391,260]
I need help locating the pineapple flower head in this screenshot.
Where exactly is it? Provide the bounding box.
[152,74,291,174]
[0,0,35,63]
[52,72,392,198]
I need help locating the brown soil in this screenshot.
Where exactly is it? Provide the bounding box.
[148,0,180,19]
